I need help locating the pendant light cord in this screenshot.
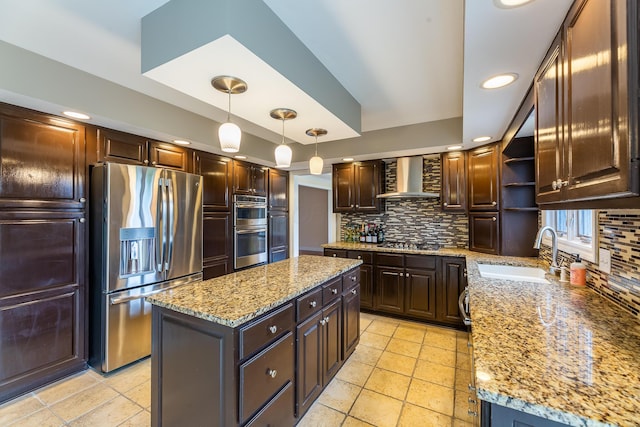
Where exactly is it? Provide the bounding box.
[227,90,232,122]
[281,118,285,145]
[314,135,318,156]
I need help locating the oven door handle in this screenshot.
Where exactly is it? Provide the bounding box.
[458,287,472,326]
[235,203,267,208]
[235,228,267,234]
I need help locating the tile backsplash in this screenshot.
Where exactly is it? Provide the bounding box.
[540,210,640,319]
[340,157,468,248]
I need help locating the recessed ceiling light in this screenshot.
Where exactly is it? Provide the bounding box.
[481,73,518,89]
[62,111,91,120]
[234,155,247,159]
[172,139,191,145]
[342,157,354,162]
[447,145,463,150]
[494,0,535,8]
[473,136,492,143]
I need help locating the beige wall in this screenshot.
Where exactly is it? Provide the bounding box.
[299,186,329,252]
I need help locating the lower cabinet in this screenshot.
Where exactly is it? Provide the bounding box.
[405,268,438,321]
[268,211,289,263]
[203,213,232,280]
[151,267,360,426]
[482,401,571,427]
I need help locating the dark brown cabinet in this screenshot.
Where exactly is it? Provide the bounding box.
[438,257,467,326]
[193,151,232,212]
[375,253,405,315]
[469,212,500,255]
[405,268,437,321]
[347,251,374,309]
[97,128,192,171]
[269,211,289,263]
[233,160,268,196]
[268,168,289,211]
[332,160,384,213]
[535,0,639,206]
[342,282,361,361]
[441,151,467,211]
[468,144,500,211]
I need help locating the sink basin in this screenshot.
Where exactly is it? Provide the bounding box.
[477,264,550,284]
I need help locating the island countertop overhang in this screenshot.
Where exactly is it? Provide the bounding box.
[146,255,362,328]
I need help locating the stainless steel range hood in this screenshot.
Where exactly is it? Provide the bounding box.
[376,156,439,199]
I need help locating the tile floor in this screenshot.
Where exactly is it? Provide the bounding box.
[0,312,474,427]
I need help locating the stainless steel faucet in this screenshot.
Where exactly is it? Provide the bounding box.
[533,226,560,274]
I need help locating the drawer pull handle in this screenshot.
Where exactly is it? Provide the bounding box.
[468,384,476,392]
[331,288,338,295]
[468,397,477,404]
[351,289,357,295]
[267,369,277,378]
[268,325,277,334]
[468,410,478,417]
[309,301,317,308]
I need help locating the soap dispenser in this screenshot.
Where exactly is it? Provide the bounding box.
[570,254,586,286]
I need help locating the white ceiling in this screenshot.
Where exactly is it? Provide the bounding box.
[0,0,573,159]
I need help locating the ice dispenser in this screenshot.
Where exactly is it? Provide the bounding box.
[119,227,155,277]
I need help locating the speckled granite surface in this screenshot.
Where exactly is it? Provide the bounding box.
[322,242,640,427]
[146,255,361,328]
[321,241,467,257]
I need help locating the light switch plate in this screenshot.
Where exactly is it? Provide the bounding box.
[599,248,611,274]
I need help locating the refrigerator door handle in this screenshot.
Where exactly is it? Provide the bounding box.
[166,177,174,272]
[157,178,167,274]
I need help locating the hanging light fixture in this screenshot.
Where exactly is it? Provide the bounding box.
[306,128,327,175]
[212,75,247,153]
[270,108,297,168]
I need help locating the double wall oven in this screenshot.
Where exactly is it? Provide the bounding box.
[233,195,268,269]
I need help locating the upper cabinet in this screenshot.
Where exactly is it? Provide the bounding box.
[332,160,384,213]
[0,104,86,209]
[193,151,231,212]
[233,160,268,196]
[535,0,639,207]
[96,128,192,172]
[441,151,467,211]
[467,144,500,211]
[268,168,289,211]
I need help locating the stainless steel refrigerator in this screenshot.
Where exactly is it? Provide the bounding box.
[89,163,203,372]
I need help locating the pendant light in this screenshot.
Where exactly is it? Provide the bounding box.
[212,76,247,153]
[270,108,297,168]
[306,128,327,175]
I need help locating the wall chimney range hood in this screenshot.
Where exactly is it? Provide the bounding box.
[377,156,439,199]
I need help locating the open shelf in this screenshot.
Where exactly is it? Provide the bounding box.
[504,207,539,212]
[503,156,534,164]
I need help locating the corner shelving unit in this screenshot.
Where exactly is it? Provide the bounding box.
[501,136,539,256]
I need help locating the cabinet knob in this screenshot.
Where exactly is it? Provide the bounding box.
[331,288,338,295]
[468,410,478,417]
[143,159,149,165]
[492,217,497,222]
[267,369,277,378]
[491,201,497,206]
[443,202,448,207]
[268,325,277,334]
[332,254,337,257]
[324,316,330,324]
[79,218,86,223]
[350,205,354,208]
[357,255,362,260]
[355,204,359,208]
[552,180,558,190]
[79,197,86,203]
[406,272,409,277]
[152,161,157,166]
[320,319,326,326]
[309,300,317,308]
[351,289,357,295]
[351,276,357,281]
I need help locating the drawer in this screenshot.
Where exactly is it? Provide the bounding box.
[239,332,294,424]
[342,268,360,291]
[347,251,373,264]
[322,276,343,305]
[405,254,436,269]
[239,303,294,360]
[376,252,404,267]
[244,381,295,427]
[296,287,322,322]
[324,249,347,258]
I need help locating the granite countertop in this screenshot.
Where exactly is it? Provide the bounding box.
[322,242,640,426]
[321,241,468,257]
[146,255,362,328]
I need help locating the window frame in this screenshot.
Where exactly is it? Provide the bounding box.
[541,209,598,263]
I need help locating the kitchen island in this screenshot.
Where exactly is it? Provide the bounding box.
[146,255,362,427]
[323,242,640,426]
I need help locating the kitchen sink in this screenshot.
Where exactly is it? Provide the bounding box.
[477,264,550,284]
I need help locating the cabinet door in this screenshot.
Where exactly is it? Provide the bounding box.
[342,284,361,360]
[441,151,467,211]
[535,34,564,203]
[202,213,232,280]
[296,311,323,417]
[469,212,500,255]
[194,151,231,212]
[0,111,85,209]
[468,145,499,211]
[563,0,636,200]
[149,141,191,171]
[269,211,288,263]
[404,268,437,321]
[354,161,383,212]
[233,160,253,195]
[97,128,148,166]
[332,163,354,212]
[375,266,405,314]
[252,166,268,197]
[268,168,289,210]
[438,257,467,326]
[358,264,374,309]
[322,299,342,385]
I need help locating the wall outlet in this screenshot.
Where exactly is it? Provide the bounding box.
[599,248,611,274]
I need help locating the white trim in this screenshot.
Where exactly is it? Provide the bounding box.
[541,210,598,263]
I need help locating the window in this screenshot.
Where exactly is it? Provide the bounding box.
[541,210,597,262]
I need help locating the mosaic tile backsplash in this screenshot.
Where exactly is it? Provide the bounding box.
[540,210,640,319]
[340,157,469,248]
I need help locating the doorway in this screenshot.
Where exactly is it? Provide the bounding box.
[298,185,329,255]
